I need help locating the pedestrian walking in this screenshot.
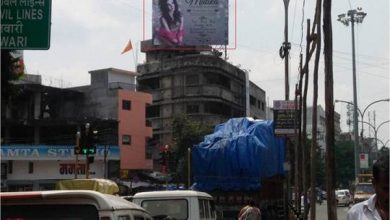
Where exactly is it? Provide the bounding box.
[238,200,261,220]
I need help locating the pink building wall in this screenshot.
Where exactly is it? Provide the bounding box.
[117,90,153,170]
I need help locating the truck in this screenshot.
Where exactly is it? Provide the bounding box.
[191,118,286,219]
[353,174,375,204]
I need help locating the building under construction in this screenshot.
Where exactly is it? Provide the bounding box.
[137,40,267,169]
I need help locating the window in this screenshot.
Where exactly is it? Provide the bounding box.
[146,105,160,117]
[122,135,131,145]
[199,200,205,218]
[141,199,188,220]
[250,95,256,106]
[28,162,34,174]
[8,160,13,174]
[199,199,211,219]
[145,137,153,159]
[1,163,7,179]
[2,204,99,220]
[187,104,199,113]
[122,100,131,110]
[186,74,199,85]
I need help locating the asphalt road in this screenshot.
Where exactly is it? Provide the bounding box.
[311,200,350,220]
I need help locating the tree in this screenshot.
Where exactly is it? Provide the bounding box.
[334,140,355,188]
[315,149,325,188]
[378,146,389,158]
[1,50,25,104]
[171,114,213,187]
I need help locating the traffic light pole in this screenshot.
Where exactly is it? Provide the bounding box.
[75,130,80,179]
[85,123,90,179]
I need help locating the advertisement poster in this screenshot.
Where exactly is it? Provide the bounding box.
[273,100,299,136]
[152,0,229,47]
[360,153,369,169]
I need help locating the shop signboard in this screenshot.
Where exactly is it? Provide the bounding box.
[273,100,299,136]
[0,145,120,160]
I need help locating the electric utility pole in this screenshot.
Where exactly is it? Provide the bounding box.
[323,0,337,219]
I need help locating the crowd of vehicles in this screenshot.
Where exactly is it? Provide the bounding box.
[1,179,220,220]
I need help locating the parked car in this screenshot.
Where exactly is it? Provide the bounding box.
[1,190,153,220]
[132,190,217,220]
[335,189,352,206]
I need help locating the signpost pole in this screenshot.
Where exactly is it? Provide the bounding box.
[75,130,80,179]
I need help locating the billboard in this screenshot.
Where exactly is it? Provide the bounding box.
[152,0,229,47]
[273,100,300,136]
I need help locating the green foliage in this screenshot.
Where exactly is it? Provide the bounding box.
[1,50,24,103]
[378,146,389,158]
[171,114,213,186]
[335,140,355,188]
[315,149,325,188]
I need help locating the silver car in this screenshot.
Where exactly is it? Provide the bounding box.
[335,189,352,206]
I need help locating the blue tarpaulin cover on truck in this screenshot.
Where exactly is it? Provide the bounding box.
[191,117,285,191]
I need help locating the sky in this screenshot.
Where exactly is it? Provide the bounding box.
[24,0,389,147]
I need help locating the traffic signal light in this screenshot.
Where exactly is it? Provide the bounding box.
[87,130,98,155]
[79,127,98,155]
[80,129,88,155]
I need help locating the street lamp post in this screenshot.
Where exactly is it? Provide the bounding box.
[383,140,390,148]
[360,120,390,154]
[335,98,389,181]
[336,99,390,137]
[337,8,366,183]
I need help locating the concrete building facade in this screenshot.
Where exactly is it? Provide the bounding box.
[137,41,266,169]
[1,68,152,191]
[306,105,341,152]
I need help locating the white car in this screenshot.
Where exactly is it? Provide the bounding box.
[133,190,217,220]
[1,190,153,220]
[335,189,352,206]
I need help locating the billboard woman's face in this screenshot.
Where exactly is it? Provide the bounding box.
[166,0,175,12]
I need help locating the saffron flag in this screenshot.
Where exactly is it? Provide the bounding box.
[121,40,133,54]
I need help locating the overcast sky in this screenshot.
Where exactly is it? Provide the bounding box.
[24,0,389,146]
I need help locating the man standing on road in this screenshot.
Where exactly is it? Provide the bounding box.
[347,155,389,220]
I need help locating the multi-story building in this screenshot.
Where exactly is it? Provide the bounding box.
[306,105,341,152]
[1,68,152,191]
[137,40,267,168]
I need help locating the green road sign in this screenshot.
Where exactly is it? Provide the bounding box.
[1,0,52,50]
